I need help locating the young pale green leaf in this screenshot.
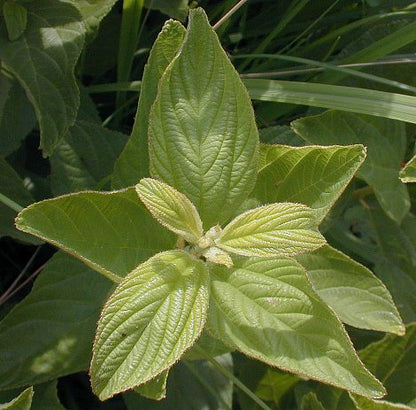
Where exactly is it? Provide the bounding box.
[0,252,111,390]
[133,370,168,401]
[112,20,186,189]
[292,112,409,223]
[0,387,33,410]
[256,144,366,223]
[297,245,404,335]
[359,324,416,406]
[149,8,259,228]
[90,250,210,400]
[217,203,326,257]
[207,257,385,398]
[399,154,416,183]
[136,178,203,243]
[0,0,85,155]
[3,1,27,41]
[203,246,233,268]
[15,188,175,281]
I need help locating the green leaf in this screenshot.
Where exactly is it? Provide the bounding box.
[123,354,233,409]
[15,187,175,281]
[0,0,85,155]
[299,392,326,410]
[217,203,326,257]
[31,381,65,410]
[0,158,39,243]
[144,0,188,21]
[359,324,416,407]
[245,79,416,125]
[3,1,27,41]
[297,245,404,335]
[0,387,33,410]
[255,144,366,223]
[91,250,210,400]
[0,252,111,390]
[136,178,203,243]
[369,207,416,323]
[399,154,416,183]
[351,395,414,410]
[50,121,127,195]
[134,370,168,401]
[75,0,118,38]
[0,79,36,157]
[208,257,385,398]
[149,8,259,228]
[292,112,409,223]
[256,368,300,405]
[112,19,186,189]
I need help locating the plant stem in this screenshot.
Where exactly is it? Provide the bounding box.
[193,345,272,410]
[0,192,23,213]
[213,0,250,31]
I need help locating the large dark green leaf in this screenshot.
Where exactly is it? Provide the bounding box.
[112,20,186,189]
[149,8,259,228]
[358,324,416,407]
[0,1,84,155]
[0,252,111,390]
[208,257,385,398]
[292,112,409,223]
[16,187,175,281]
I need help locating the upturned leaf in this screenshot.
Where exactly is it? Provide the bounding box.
[149,8,259,228]
[217,203,326,257]
[134,370,168,400]
[297,245,404,335]
[208,257,385,398]
[90,250,210,400]
[136,178,203,243]
[15,188,175,281]
[256,144,366,223]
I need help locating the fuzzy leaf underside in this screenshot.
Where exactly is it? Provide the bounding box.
[112,20,186,189]
[297,245,404,335]
[149,8,259,228]
[208,257,385,398]
[91,250,210,400]
[136,178,203,243]
[217,203,326,257]
[256,144,366,223]
[15,188,175,281]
